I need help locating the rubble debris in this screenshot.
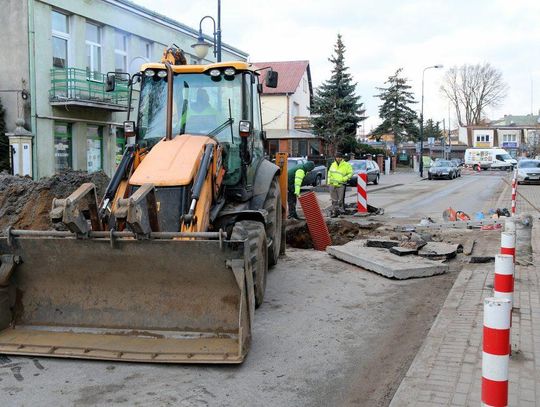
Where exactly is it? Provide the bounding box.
[443,207,471,222]
[366,239,399,249]
[327,241,448,279]
[0,171,110,231]
[418,242,462,260]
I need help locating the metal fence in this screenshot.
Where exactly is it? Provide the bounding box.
[49,68,130,107]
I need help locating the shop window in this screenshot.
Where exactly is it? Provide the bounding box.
[87,125,103,173]
[54,122,72,172]
[292,139,308,157]
[309,139,321,156]
[267,140,279,157]
[115,127,126,166]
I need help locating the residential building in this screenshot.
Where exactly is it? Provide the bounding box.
[458,114,540,157]
[0,0,248,178]
[252,60,322,158]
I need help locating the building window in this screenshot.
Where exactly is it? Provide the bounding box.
[292,139,308,157]
[52,11,69,68]
[115,31,128,72]
[87,125,103,173]
[144,41,152,60]
[502,133,517,142]
[86,22,102,79]
[54,122,72,172]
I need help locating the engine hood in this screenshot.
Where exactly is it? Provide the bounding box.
[130,135,215,187]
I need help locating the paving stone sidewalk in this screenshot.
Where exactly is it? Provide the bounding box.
[390,184,540,406]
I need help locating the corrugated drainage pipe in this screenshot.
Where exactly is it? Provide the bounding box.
[298,191,332,251]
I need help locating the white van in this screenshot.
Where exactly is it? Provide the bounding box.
[464,148,517,170]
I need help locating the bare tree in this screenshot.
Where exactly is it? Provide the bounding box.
[440,63,508,126]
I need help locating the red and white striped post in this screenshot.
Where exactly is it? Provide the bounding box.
[493,254,514,304]
[357,171,367,213]
[500,232,516,263]
[482,297,511,407]
[511,171,517,217]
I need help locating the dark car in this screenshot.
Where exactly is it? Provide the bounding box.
[428,160,459,180]
[451,158,464,167]
[347,160,380,186]
[517,159,540,184]
[288,158,326,186]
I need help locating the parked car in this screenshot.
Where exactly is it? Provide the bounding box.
[287,157,326,186]
[516,159,540,184]
[451,158,464,167]
[347,160,380,186]
[428,160,459,180]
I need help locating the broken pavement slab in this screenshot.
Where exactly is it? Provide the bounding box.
[418,242,462,260]
[366,239,399,249]
[390,246,419,256]
[326,241,448,279]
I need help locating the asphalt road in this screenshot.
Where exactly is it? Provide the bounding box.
[0,172,507,407]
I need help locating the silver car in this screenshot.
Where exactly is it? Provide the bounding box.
[517,159,540,184]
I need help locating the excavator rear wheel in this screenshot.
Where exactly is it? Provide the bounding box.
[263,177,282,267]
[230,220,268,308]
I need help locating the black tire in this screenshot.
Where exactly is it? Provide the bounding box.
[314,174,322,187]
[373,174,380,185]
[428,173,432,180]
[263,177,282,267]
[230,221,268,308]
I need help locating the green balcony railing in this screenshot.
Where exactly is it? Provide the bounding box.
[49,68,131,109]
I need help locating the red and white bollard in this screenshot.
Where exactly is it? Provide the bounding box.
[500,231,516,263]
[493,254,514,304]
[482,297,511,407]
[357,171,367,213]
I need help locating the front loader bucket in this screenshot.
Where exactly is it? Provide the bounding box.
[0,231,254,363]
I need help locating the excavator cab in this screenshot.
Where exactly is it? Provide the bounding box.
[0,50,286,363]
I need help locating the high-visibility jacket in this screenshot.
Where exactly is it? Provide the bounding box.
[288,166,306,196]
[328,160,353,186]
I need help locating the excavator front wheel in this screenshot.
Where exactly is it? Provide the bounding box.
[231,221,268,308]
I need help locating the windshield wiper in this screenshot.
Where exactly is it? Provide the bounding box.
[207,99,235,144]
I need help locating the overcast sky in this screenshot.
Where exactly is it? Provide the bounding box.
[136,0,540,132]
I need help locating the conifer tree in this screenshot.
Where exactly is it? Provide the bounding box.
[423,119,443,140]
[311,34,366,155]
[373,68,418,143]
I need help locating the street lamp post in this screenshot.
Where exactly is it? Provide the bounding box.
[419,64,443,178]
[191,0,222,62]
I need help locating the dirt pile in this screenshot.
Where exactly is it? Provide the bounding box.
[286,219,379,249]
[0,171,109,231]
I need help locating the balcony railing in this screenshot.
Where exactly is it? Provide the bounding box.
[49,68,130,111]
[293,116,312,130]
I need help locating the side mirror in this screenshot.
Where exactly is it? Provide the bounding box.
[123,121,136,138]
[105,72,116,92]
[239,120,252,137]
[265,70,278,88]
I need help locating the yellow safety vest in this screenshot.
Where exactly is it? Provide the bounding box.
[328,161,352,186]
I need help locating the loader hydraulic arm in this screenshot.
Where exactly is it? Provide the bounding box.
[183,143,214,226]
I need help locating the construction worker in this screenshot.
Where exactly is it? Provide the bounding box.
[287,161,315,219]
[328,151,353,217]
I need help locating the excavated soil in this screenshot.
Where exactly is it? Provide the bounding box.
[0,171,109,231]
[286,219,382,249]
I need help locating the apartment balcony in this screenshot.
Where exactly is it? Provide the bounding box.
[49,68,130,112]
[293,116,312,130]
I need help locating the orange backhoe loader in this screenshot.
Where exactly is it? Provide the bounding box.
[0,47,287,363]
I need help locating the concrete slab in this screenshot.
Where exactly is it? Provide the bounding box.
[326,241,448,279]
